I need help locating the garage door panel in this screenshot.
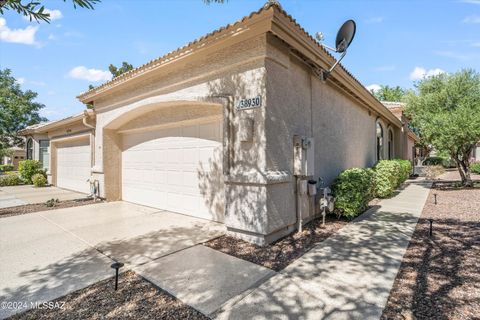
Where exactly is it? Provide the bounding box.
[56,138,90,194]
[121,120,224,222]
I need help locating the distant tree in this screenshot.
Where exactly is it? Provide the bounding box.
[0,0,100,23]
[0,69,47,149]
[405,69,480,187]
[108,62,134,78]
[372,85,408,102]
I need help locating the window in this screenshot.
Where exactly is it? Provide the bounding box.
[376,122,384,161]
[388,129,394,160]
[26,138,33,160]
[39,140,50,170]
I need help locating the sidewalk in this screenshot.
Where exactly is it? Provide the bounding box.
[214,180,431,320]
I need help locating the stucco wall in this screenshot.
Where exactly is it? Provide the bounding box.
[263,34,403,237]
[92,33,270,242]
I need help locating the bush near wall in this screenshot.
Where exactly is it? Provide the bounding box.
[395,159,412,184]
[471,162,480,174]
[0,174,22,186]
[18,160,44,184]
[0,164,14,172]
[32,173,47,187]
[332,168,375,220]
[373,160,401,198]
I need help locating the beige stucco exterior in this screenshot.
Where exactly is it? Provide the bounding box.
[17,3,419,244]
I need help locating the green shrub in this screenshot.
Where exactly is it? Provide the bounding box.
[470,162,480,174]
[0,174,22,186]
[0,164,14,172]
[32,173,47,187]
[374,160,401,198]
[332,168,375,219]
[394,159,412,183]
[18,160,44,184]
[423,156,444,166]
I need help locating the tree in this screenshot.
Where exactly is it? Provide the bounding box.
[372,85,408,102]
[0,0,100,23]
[405,69,480,187]
[108,62,134,78]
[0,69,47,149]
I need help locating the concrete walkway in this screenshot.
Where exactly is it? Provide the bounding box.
[214,181,431,320]
[0,202,224,319]
[0,185,87,208]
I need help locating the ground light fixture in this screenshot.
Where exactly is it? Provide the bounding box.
[315,19,357,80]
[110,262,124,291]
[434,193,438,205]
[428,219,434,237]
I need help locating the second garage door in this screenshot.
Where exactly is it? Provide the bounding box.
[121,119,224,222]
[56,137,91,194]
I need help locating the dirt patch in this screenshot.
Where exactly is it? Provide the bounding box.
[204,215,349,271]
[0,198,101,219]
[10,271,207,320]
[381,179,480,319]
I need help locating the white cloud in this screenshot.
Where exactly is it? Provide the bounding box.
[463,15,480,23]
[45,9,63,21]
[0,18,38,45]
[17,77,26,85]
[366,84,381,93]
[68,66,112,82]
[365,17,384,24]
[409,67,445,81]
[23,8,62,21]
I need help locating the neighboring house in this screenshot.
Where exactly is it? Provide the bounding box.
[1,146,26,170]
[19,3,418,245]
[18,111,95,194]
[381,101,420,163]
[471,142,480,162]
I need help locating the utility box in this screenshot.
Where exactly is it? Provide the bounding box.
[293,135,315,176]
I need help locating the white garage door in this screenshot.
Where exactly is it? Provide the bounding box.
[122,119,224,221]
[56,138,91,194]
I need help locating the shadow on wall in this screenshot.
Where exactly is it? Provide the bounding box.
[199,70,272,235]
[197,146,225,223]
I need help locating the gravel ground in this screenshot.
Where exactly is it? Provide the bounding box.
[382,172,480,320]
[0,198,101,219]
[204,215,349,271]
[10,271,207,320]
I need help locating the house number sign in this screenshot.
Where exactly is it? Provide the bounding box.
[236,96,262,110]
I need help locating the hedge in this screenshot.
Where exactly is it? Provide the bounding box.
[18,160,44,184]
[332,168,375,220]
[472,162,480,174]
[32,173,47,187]
[373,160,401,198]
[0,164,14,172]
[332,159,413,219]
[0,174,22,186]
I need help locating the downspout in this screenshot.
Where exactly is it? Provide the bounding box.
[83,110,99,198]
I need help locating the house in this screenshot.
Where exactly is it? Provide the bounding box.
[1,146,26,170]
[19,3,418,245]
[381,101,419,163]
[18,111,95,193]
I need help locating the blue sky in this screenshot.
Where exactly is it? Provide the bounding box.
[1,0,479,120]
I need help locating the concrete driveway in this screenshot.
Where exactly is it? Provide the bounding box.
[0,202,224,319]
[0,185,87,209]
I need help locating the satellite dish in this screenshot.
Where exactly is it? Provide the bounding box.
[318,19,357,80]
[335,20,356,53]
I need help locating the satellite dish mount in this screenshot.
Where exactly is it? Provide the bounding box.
[316,19,356,81]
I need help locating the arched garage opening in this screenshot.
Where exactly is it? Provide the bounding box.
[103,101,225,222]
